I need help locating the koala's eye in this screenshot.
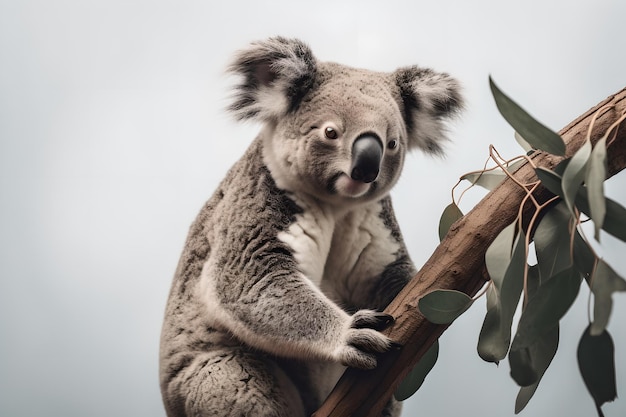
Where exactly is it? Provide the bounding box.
[324,127,339,140]
[387,139,399,150]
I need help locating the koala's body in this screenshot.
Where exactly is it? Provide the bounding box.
[160,37,462,417]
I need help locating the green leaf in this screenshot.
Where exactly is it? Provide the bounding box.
[394,340,439,401]
[478,223,521,362]
[510,266,547,389]
[485,222,516,287]
[511,268,581,351]
[509,346,538,387]
[489,77,565,156]
[573,230,597,281]
[533,202,573,281]
[577,326,617,416]
[461,170,507,191]
[590,259,626,335]
[562,139,591,215]
[438,202,463,241]
[514,325,560,413]
[514,131,534,153]
[598,197,626,242]
[499,229,527,337]
[477,286,505,363]
[419,290,474,324]
[525,264,541,297]
[576,188,626,243]
[535,168,626,243]
[461,160,525,191]
[535,167,563,197]
[586,137,608,241]
[478,226,526,363]
[553,157,571,176]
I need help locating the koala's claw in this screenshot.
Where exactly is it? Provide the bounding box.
[337,310,400,369]
[351,310,395,331]
[390,341,403,350]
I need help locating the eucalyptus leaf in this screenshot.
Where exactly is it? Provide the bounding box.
[514,131,534,152]
[485,222,516,287]
[509,346,538,387]
[535,168,626,242]
[461,170,508,191]
[535,167,562,196]
[533,201,573,281]
[577,326,617,416]
[562,139,591,215]
[511,267,582,351]
[514,325,560,414]
[499,229,527,342]
[573,230,597,281]
[553,157,571,176]
[478,226,526,363]
[438,202,463,241]
[576,188,626,243]
[526,264,541,298]
[477,287,506,363]
[598,196,626,242]
[419,290,474,325]
[394,340,439,401]
[586,137,608,241]
[508,159,526,173]
[590,259,626,335]
[461,160,525,191]
[489,77,565,156]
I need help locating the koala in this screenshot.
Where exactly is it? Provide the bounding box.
[159,37,462,417]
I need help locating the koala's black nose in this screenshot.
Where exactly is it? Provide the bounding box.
[350,134,383,183]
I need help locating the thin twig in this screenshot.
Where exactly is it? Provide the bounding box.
[604,110,626,147]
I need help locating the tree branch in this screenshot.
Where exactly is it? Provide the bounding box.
[314,88,626,417]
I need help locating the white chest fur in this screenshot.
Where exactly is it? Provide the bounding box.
[278,196,400,298]
[277,195,336,286]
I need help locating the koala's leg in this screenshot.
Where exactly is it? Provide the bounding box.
[165,348,305,417]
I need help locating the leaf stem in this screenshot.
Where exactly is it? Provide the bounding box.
[604,110,626,147]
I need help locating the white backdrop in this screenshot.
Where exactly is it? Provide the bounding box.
[1,1,625,416]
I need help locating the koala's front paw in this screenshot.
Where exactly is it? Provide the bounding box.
[337,310,400,370]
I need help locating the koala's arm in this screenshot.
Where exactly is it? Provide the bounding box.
[201,255,393,369]
[197,165,395,369]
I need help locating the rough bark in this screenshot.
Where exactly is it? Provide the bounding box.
[314,88,626,417]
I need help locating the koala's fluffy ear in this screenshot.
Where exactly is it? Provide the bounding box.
[228,37,317,121]
[394,66,463,155]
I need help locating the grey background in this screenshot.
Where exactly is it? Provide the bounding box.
[1,1,625,416]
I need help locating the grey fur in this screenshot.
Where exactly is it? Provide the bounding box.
[160,37,462,417]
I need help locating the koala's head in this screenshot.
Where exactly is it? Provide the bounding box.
[228,37,463,207]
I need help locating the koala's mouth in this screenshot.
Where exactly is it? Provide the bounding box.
[329,172,375,198]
